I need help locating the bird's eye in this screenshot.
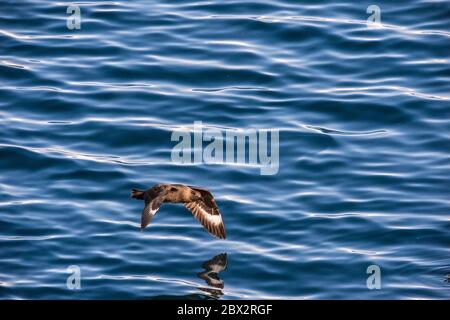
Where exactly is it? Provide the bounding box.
[170,187,178,192]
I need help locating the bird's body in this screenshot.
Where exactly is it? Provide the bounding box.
[131,184,226,239]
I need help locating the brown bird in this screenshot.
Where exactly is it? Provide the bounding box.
[131,184,226,239]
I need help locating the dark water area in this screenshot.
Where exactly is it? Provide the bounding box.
[0,0,449,299]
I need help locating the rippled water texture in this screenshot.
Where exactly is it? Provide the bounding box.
[0,0,449,299]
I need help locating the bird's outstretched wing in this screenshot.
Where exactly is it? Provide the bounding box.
[141,193,166,230]
[185,187,226,239]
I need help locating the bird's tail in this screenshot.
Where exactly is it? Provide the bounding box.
[131,189,145,200]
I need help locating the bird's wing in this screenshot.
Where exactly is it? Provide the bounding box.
[185,188,226,239]
[140,193,166,230]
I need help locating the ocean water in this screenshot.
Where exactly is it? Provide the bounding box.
[0,0,449,300]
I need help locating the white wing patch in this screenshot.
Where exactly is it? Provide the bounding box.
[140,201,161,229]
[185,201,226,239]
[195,204,223,225]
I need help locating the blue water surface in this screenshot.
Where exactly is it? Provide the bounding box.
[0,0,449,299]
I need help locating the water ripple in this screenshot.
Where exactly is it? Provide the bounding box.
[0,0,449,300]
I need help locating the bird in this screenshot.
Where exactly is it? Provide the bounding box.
[131,184,226,239]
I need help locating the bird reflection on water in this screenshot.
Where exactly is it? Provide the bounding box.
[197,253,228,299]
[151,253,228,300]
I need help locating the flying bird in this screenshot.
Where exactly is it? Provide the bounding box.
[131,184,226,239]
